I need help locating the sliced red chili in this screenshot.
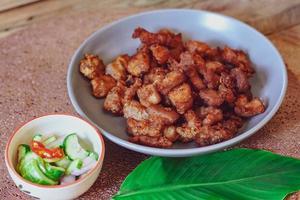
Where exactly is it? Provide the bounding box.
[31,141,64,159]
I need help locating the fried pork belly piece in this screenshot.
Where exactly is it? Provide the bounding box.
[132,27,182,48]
[218,72,236,104]
[230,68,250,92]
[168,51,205,72]
[129,135,172,148]
[169,44,185,61]
[168,83,193,114]
[127,50,150,77]
[200,61,226,89]
[195,123,232,146]
[127,118,163,137]
[90,75,116,98]
[168,52,206,90]
[176,110,202,142]
[163,125,179,142]
[146,104,179,125]
[150,44,170,64]
[234,95,265,117]
[157,71,186,95]
[123,78,142,103]
[185,40,210,55]
[222,46,254,76]
[218,84,236,104]
[137,84,161,107]
[143,67,168,85]
[104,82,126,114]
[123,100,149,121]
[105,55,129,81]
[199,89,224,107]
[222,115,244,134]
[185,66,206,90]
[202,69,220,89]
[198,106,223,125]
[79,54,105,79]
[206,61,225,73]
[220,72,235,89]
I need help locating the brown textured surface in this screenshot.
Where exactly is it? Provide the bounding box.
[0,5,300,200]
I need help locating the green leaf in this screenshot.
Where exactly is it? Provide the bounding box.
[112,148,300,200]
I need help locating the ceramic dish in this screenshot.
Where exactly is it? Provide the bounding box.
[67,9,287,157]
[5,114,105,200]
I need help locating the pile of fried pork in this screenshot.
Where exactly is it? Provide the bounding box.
[79,27,265,148]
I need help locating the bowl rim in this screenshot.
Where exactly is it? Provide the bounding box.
[5,113,105,189]
[67,8,288,157]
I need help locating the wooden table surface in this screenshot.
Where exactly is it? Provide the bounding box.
[0,0,300,199]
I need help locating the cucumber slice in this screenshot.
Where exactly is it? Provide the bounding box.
[88,151,98,161]
[46,136,64,149]
[43,157,62,163]
[63,134,89,160]
[44,163,65,181]
[66,159,83,175]
[17,144,30,162]
[33,134,43,142]
[19,152,57,185]
[55,156,71,169]
[43,136,57,146]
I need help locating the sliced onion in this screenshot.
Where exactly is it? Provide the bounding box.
[82,156,94,166]
[60,175,76,185]
[71,159,96,176]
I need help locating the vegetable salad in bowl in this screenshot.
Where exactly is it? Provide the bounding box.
[17,133,98,185]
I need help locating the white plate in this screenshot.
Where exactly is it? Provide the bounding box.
[67,9,287,157]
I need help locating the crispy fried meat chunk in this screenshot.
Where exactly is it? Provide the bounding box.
[185,40,210,55]
[234,95,265,117]
[127,118,163,137]
[143,67,168,85]
[137,84,161,107]
[220,72,235,89]
[168,52,206,90]
[168,51,205,72]
[90,75,116,98]
[129,135,172,148]
[198,106,223,125]
[195,123,232,146]
[132,27,182,48]
[105,55,129,81]
[104,81,126,114]
[222,115,244,134]
[123,78,142,103]
[123,100,149,121]
[185,66,206,90]
[127,50,150,77]
[200,61,226,89]
[222,46,254,76]
[176,110,202,142]
[150,44,170,64]
[206,61,225,73]
[202,69,220,89]
[163,125,179,142]
[168,83,193,114]
[157,71,186,95]
[231,68,250,92]
[79,54,105,79]
[218,84,236,104]
[199,89,224,107]
[146,104,179,125]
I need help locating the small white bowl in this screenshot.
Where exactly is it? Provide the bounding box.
[5,114,105,200]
